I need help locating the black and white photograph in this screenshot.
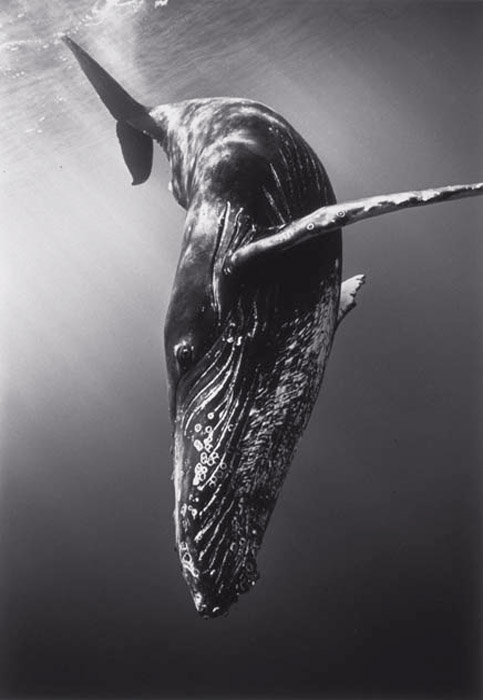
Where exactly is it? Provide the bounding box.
[1,1,482,698]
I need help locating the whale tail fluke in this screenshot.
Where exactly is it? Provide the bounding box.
[62,36,148,122]
[115,120,153,186]
[63,36,156,185]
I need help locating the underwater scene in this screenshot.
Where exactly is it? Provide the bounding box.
[1,1,482,697]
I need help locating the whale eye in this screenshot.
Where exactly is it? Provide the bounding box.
[176,342,194,371]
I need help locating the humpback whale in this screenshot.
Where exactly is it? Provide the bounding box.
[64,37,483,618]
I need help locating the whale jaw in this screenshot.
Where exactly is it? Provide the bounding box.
[172,264,340,617]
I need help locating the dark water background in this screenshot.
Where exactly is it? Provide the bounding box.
[1,1,482,697]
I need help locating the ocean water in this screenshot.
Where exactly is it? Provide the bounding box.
[1,1,482,698]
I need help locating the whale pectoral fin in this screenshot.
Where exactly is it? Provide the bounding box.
[338,274,366,325]
[116,121,153,185]
[228,181,483,271]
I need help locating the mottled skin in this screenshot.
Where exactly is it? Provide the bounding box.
[148,98,342,616]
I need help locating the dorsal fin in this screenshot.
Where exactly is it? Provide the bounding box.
[338,274,366,325]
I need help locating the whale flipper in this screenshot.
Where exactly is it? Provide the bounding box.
[338,274,366,325]
[229,182,483,271]
[116,121,153,185]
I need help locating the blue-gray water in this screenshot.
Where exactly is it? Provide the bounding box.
[1,1,482,697]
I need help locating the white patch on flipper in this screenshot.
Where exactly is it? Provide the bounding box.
[338,274,366,324]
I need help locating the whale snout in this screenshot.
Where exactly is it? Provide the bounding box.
[180,550,260,619]
[194,596,226,619]
[191,581,238,619]
[192,568,259,618]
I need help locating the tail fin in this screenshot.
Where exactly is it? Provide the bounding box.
[63,36,154,185]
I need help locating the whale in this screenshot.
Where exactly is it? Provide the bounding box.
[63,36,483,618]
